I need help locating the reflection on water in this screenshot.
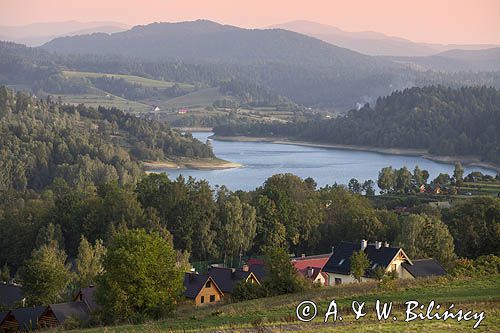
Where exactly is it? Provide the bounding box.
[164,132,496,191]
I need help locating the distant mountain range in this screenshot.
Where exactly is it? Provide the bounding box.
[2,20,499,108]
[269,20,499,57]
[0,21,129,46]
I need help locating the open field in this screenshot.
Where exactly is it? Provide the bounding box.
[62,70,194,89]
[155,87,234,109]
[58,93,152,113]
[461,181,500,196]
[73,275,500,332]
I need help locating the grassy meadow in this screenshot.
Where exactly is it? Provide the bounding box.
[71,275,500,332]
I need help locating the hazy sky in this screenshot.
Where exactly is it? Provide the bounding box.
[1,0,499,44]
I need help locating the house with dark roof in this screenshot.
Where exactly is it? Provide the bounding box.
[323,240,413,285]
[183,273,224,306]
[74,286,99,312]
[207,266,260,297]
[323,240,446,285]
[0,284,25,308]
[402,259,447,278]
[38,302,90,328]
[2,306,46,332]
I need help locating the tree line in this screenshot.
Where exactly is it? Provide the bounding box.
[214,86,500,165]
[0,86,213,191]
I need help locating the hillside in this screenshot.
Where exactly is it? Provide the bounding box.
[0,86,214,191]
[214,86,500,166]
[72,275,500,332]
[270,20,499,57]
[390,47,500,72]
[0,21,129,46]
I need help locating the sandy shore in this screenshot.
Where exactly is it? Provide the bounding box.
[211,135,500,172]
[173,127,213,132]
[143,158,242,171]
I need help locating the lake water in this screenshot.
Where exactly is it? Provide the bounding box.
[165,132,497,191]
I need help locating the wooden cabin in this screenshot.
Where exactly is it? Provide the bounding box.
[38,302,90,328]
[183,273,224,306]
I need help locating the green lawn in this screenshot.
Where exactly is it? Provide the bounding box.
[62,70,194,89]
[73,275,500,332]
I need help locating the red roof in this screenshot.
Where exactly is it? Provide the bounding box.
[291,254,331,271]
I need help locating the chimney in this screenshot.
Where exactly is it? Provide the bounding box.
[384,241,389,248]
[301,253,306,258]
[331,246,334,254]
[375,241,382,250]
[242,264,249,272]
[360,239,368,251]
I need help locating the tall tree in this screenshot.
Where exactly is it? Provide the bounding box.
[18,241,72,305]
[350,250,369,282]
[378,167,395,194]
[396,214,456,269]
[75,236,106,289]
[95,229,183,322]
[453,162,464,186]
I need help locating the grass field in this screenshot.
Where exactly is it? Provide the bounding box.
[62,70,194,89]
[461,181,500,196]
[73,275,500,332]
[59,94,152,113]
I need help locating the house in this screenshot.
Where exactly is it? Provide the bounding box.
[0,311,15,332]
[74,286,98,312]
[0,284,25,308]
[402,259,447,278]
[183,273,224,306]
[1,306,45,332]
[38,302,90,328]
[291,253,331,286]
[323,240,414,285]
[177,108,189,114]
[323,240,446,285]
[207,266,260,298]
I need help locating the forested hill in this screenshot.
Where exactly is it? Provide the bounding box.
[42,20,390,68]
[0,86,213,191]
[214,86,500,165]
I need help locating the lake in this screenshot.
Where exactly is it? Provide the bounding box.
[165,132,497,191]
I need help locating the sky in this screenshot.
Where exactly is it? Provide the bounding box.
[1,0,499,44]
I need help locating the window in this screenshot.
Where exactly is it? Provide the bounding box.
[338,259,345,266]
[200,296,205,304]
[205,281,211,288]
[335,278,342,285]
[392,264,397,271]
[210,295,216,302]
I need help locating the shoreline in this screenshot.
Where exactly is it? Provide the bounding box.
[211,135,500,173]
[143,158,242,171]
[173,127,213,132]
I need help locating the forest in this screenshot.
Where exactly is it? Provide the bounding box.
[0,86,213,191]
[214,86,500,165]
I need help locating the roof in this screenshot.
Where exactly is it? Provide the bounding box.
[323,241,406,277]
[207,267,256,294]
[291,254,331,271]
[0,284,24,307]
[10,306,45,330]
[183,273,223,299]
[402,259,447,278]
[48,302,90,323]
[0,311,9,323]
[75,286,98,312]
[248,263,266,281]
[297,266,323,281]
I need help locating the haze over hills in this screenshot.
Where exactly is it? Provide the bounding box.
[269,20,499,57]
[390,47,500,72]
[0,20,129,46]
[2,20,500,109]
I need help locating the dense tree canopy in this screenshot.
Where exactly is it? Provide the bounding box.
[215,86,500,165]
